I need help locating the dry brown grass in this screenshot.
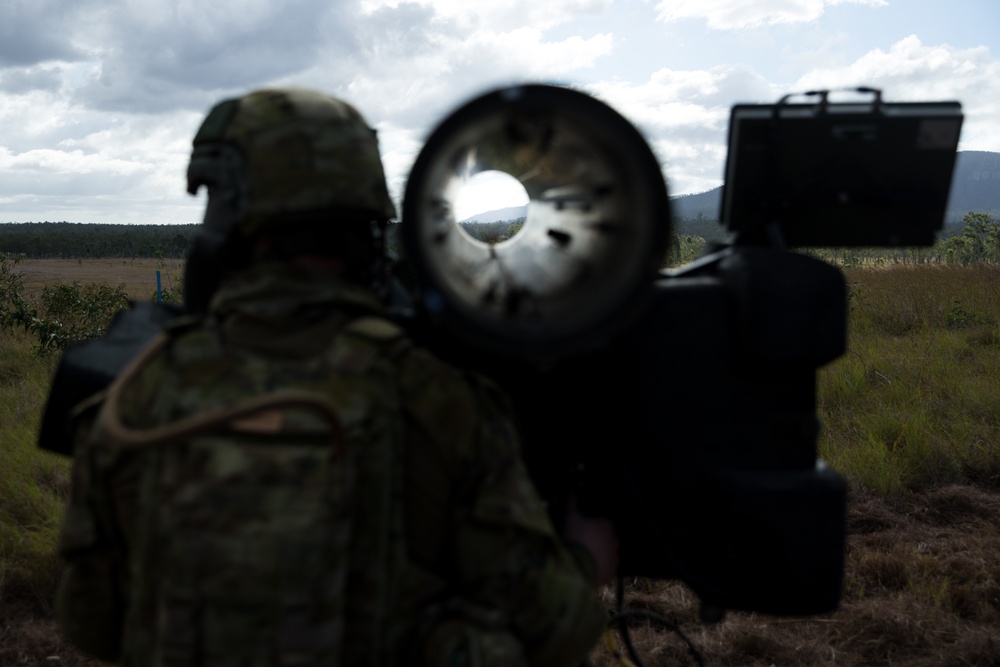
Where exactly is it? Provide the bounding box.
[15,258,184,302]
[594,485,1000,666]
[0,605,108,666]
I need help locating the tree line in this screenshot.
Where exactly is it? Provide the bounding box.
[804,212,1000,267]
[2,213,997,268]
[0,222,198,259]
[2,212,997,356]
[0,221,516,261]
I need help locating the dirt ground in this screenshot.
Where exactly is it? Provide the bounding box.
[4,485,998,666]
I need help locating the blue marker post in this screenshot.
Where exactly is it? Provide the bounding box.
[156,270,162,302]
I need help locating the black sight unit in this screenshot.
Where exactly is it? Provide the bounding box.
[398,85,962,617]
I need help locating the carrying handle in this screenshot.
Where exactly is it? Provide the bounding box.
[774,87,883,114]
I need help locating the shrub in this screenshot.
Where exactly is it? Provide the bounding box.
[0,254,130,354]
[33,282,130,354]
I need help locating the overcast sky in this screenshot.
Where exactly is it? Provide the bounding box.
[1,0,997,225]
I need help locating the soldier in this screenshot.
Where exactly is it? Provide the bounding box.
[54,87,615,666]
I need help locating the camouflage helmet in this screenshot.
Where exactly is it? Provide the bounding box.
[186,87,396,238]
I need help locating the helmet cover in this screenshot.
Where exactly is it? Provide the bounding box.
[188,87,396,237]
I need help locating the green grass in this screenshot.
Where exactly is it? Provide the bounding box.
[0,328,67,610]
[818,265,1000,495]
[3,262,1000,615]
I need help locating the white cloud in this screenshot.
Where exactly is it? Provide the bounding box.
[0,65,64,95]
[793,36,1000,151]
[328,12,614,126]
[353,24,614,201]
[302,6,615,203]
[580,34,1000,195]
[0,0,94,66]
[0,0,996,224]
[655,0,887,30]
[587,65,777,194]
[1,0,622,222]
[360,0,612,32]
[0,83,204,223]
[67,0,354,113]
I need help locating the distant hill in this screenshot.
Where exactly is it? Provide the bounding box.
[460,205,527,224]
[457,188,728,239]
[671,188,723,222]
[459,196,723,224]
[946,151,1000,221]
[670,150,1000,228]
[459,151,1000,231]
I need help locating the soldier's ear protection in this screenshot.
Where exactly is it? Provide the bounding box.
[184,141,252,313]
[186,142,250,238]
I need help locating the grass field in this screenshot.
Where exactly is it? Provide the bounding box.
[821,265,1000,495]
[1,258,998,665]
[0,328,88,664]
[591,265,1000,667]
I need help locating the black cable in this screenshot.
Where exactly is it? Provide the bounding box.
[615,576,646,667]
[609,598,708,667]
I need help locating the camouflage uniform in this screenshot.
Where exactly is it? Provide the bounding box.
[56,262,605,665]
